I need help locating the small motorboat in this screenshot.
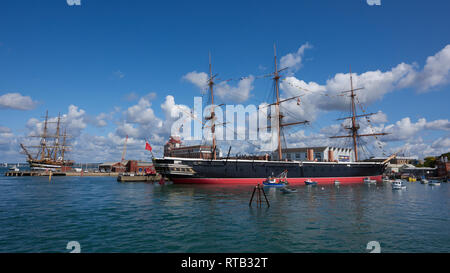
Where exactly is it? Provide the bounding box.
[334,180,340,185]
[280,187,297,193]
[262,170,289,187]
[429,181,441,186]
[420,179,429,184]
[263,178,287,187]
[304,179,318,186]
[392,179,406,190]
[8,165,19,172]
[364,177,377,184]
[382,178,392,183]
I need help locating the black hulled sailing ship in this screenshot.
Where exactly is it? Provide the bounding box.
[20,111,73,171]
[154,48,391,185]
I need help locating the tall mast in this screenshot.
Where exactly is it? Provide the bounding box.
[268,44,309,160]
[208,52,217,160]
[349,67,359,161]
[273,44,283,161]
[62,128,67,161]
[330,67,389,161]
[121,135,128,162]
[41,110,49,160]
[53,113,61,161]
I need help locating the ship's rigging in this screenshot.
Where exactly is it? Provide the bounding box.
[20,110,73,169]
[200,46,309,161]
[184,47,389,162]
[329,67,389,161]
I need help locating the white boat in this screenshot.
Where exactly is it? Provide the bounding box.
[364,177,377,184]
[383,178,392,183]
[392,179,406,190]
[429,180,441,186]
[8,165,19,171]
[334,180,340,185]
[420,179,429,184]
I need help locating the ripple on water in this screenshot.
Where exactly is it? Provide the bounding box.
[0,176,449,252]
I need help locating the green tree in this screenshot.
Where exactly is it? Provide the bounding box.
[423,156,437,168]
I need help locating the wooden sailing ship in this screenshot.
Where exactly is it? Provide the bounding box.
[20,111,73,171]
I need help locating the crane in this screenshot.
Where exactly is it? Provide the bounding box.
[121,135,128,162]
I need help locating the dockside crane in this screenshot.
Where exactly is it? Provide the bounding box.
[121,135,128,162]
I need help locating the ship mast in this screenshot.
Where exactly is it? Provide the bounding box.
[349,67,358,161]
[270,44,309,160]
[41,110,49,160]
[62,128,67,161]
[20,111,72,165]
[330,67,389,161]
[207,52,217,160]
[53,113,61,161]
[274,45,282,160]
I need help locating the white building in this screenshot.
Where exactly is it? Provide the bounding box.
[272,147,354,162]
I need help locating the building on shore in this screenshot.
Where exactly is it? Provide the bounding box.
[163,136,216,159]
[98,161,126,173]
[98,160,155,174]
[365,156,419,165]
[390,164,437,177]
[436,156,449,177]
[272,147,353,162]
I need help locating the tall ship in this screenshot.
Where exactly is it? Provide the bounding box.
[154,48,392,185]
[20,111,73,171]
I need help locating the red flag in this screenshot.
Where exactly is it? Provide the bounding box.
[145,141,152,152]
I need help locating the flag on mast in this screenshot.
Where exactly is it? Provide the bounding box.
[145,138,155,159]
[145,141,152,152]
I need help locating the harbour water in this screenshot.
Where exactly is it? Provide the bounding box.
[0,171,448,253]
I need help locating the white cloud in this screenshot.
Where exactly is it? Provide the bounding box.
[279,45,450,122]
[160,95,192,135]
[215,76,255,103]
[25,105,88,138]
[379,117,450,142]
[183,71,255,103]
[113,70,125,79]
[370,111,388,124]
[125,97,162,126]
[416,44,450,91]
[280,43,312,73]
[387,136,450,160]
[182,71,208,91]
[0,93,37,110]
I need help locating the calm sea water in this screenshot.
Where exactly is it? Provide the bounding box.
[0,170,448,253]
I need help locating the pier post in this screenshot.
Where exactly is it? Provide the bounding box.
[249,184,270,207]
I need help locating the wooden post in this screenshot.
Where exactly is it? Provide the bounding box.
[249,184,270,207]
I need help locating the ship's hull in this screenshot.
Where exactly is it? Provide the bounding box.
[27,159,74,170]
[154,157,386,185]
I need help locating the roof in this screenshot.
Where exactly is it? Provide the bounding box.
[99,162,121,167]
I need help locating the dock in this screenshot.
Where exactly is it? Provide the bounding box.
[4,171,166,182]
[5,171,119,177]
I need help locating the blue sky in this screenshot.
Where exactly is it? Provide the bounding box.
[0,0,449,162]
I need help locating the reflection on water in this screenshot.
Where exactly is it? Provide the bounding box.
[0,173,448,253]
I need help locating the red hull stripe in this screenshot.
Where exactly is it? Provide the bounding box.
[172,176,382,185]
